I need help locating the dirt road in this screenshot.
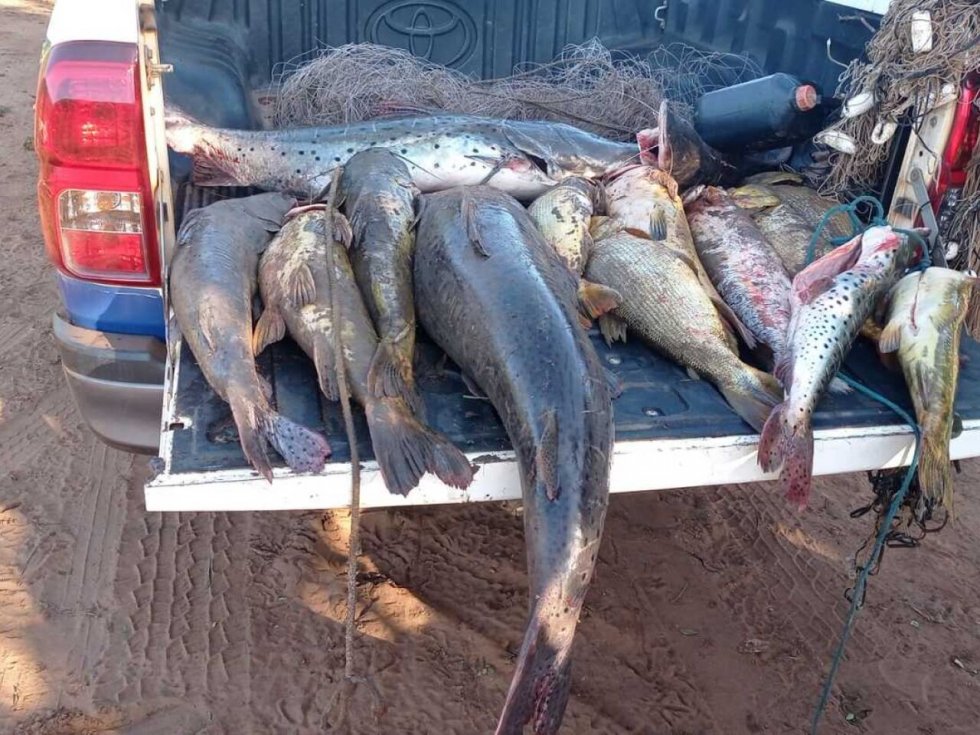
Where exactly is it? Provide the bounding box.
[1,2,979,733]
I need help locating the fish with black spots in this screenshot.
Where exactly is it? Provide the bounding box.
[758,226,917,507]
[414,186,613,734]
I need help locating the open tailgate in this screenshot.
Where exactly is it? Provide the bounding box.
[146,306,980,512]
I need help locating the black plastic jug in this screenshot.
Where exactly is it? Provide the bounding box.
[695,73,825,151]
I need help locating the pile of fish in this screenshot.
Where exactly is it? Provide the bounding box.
[167,102,978,732]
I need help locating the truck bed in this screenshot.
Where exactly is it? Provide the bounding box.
[147,0,980,512]
[147,293,980,511]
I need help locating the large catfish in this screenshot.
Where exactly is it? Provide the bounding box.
[170,193,331,480]
[414,186,614,734]
[255,206,473,495]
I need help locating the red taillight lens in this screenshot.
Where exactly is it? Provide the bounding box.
[36,41,159,286]
[931,76,979,208]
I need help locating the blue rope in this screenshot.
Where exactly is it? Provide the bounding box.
[801,194,929,732]
[808,376,922,735]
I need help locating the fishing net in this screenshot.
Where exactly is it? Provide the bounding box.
[272,40,763,140]
[823,0,980,197]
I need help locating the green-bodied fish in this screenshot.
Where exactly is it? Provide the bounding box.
[527,176,621,324]
[879,267,980,512]
[255,206,473,495]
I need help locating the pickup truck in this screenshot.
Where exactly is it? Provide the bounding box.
[36,0,980,512]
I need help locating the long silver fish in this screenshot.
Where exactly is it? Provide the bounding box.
[415,186,612,734]
[170,193,331,480]
[166,112,642,200]
[880,267,980,513]
[758,226,917,507]
[256,206,473,495]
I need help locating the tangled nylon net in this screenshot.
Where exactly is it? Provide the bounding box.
[824,0,980,198]
[273,40,763,140]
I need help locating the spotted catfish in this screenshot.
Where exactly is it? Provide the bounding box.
[758,226,917,507]
[527,177,621,325]
[166,112,557,199]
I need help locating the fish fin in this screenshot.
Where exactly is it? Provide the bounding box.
[368,337,422,413]
[331,210,353,249]
[461,371,488,400]
[285,263,316,308]
[532,409,561,502]
[312,337,339,402]
[190,154,241,188]
[703,281,758,351]
[649,208,668,240]
[260,407,331,475]
[598,313,628,345]
[828,377,853,395]
[721,367,783,433]
[774,352,793,387]
[502,123,559,176]
[743,171,804,186]
[686,366,702,381]
[605,368,623,399]
[877,320,903,354]
[624,227,653,240]
[966,278,980,340]
[919,428,954,511]
[365,399,474,495]
[577,312,593,329]
[792,234,864,305]
[589,215,618,240]
[578,280,622,319]
[461,191,489,257]
[757,399,814,508]
[252,308,286,356]
[227,392,274,482]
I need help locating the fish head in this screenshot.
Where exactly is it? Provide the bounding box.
[858,225,917,265]
[637,100,707,190]
[729,184,782,211]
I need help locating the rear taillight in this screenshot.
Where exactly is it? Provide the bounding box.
[930,75,979,256]
[36,42,159,286]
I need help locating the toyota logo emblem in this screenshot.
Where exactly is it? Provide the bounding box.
[366,1,477,68]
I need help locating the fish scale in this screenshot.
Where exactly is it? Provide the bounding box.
[585,231,782,431]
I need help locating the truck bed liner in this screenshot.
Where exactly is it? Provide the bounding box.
[147,319,980,511]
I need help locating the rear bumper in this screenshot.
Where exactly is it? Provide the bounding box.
[54,311,166,454]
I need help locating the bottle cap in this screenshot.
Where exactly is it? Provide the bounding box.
[795,85,820,112]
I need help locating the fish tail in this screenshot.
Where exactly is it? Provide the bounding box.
[720,366,783,433]
[758,401,814,508]
[918,428,954,511]
[260,409,332,475]
[365,399,473,495]
[163,108,205,153]
[577,279,622,320]
[367,337,422,413]
[495,611,575,735]
[227,391,275,482]
[164,112,241,186]
[229,388,331,480]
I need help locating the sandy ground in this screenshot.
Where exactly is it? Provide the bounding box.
[2,2,980,733]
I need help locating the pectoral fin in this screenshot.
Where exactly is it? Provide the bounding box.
[253,308,286,356]
[533,409,560,501]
